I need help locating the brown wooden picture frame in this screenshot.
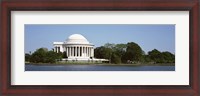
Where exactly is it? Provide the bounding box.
[1,0,199,96]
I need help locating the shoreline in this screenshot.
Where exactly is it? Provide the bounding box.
[25,63,175,66]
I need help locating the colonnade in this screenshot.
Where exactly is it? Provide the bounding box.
[54,46,60,53]
[65,46,94,57]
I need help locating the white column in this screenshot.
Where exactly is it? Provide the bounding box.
[76,47,77,57]
[66,47,68,57]
[87,47,89,57]
[81,46,82,56]
[82,47,83,56]
[71,47,73,57]
[67,47,69,57]
[86,47,88,57]
[69,47,71,57]
[88,47,89,57]
[68,47,70,57]
[82,46,83,57]
[76,47,78,57]
[85,47,86,57]
[67,47,69,56]
[92,47,93,57]
[88,47,90,57]
[72,47,74,57]
[70,47,72,57]
[69,47,72,57]
[81,46,82,57]
[84,47,86,57]
[78,46,79,57]
[79,46,81,57]
[91,47,94,57]
[82,46,85,56]
[90,47,92,57]
[91,47,93,57]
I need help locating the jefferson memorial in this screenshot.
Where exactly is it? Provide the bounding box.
[53,34,107,62]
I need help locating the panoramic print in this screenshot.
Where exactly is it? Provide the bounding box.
[25,24,175,71]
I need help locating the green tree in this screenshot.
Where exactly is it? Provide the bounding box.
[30,48,47,63]
[161,51,175,63]
[123,42,143,63]
[57,52,63,61]
[62,51,67,58]
[29,48,62,63]
[114,44,126,56]
[112,44,126,63]
[45,51,60,63]
[94,46,112,59]
[148,49,175,63]
[148,49,162,63]
[94,46,104,58]
[95,42,174,64]
[144,55,152,63]
[25,53,31,62]
[111,52,121,64]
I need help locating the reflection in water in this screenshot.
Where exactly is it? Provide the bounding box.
[25,64,175,71]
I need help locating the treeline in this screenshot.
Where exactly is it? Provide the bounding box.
[26,42,175,64]
[25,48,63,63]
[94,42,175,64]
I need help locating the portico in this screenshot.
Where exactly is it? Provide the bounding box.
[64,45,94,58]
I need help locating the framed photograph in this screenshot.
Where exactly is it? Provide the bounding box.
[1,0,199,95]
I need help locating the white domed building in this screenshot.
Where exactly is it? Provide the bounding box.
[53,34,107,62]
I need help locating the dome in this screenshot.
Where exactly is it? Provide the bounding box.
[65,34,90,44]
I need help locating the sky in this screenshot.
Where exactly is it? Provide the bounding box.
[25,24,175,54]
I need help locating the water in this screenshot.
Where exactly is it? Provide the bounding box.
[25,64,175,71]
